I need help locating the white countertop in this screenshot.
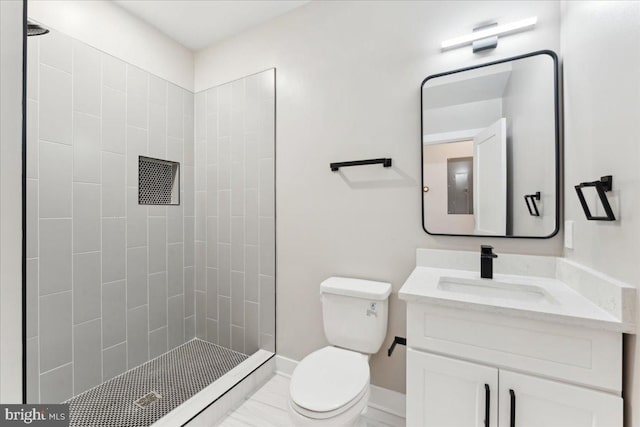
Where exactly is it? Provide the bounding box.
[399,266,632,333]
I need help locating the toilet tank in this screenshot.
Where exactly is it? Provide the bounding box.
[320,277,392,354]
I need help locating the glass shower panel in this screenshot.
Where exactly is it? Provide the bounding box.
[193,69,276,354]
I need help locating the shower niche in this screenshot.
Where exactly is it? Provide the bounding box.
[25,24,275,426]
[138,156,180,205]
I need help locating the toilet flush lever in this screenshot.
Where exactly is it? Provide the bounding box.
[366,302,378,317]
[387,336,407,357]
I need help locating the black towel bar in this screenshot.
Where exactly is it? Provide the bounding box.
[330,158,392,172]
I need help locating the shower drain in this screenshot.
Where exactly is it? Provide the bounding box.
[133,391,162,409]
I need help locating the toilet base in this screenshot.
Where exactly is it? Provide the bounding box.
[288,388,370,427]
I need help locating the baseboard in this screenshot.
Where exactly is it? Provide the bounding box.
[274,354,406,419]
[275,354,298,377]
[368,385,406,419]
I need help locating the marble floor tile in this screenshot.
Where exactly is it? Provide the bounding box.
[216,373,405,427]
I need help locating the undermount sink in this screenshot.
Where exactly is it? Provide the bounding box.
[437,276,556,303]
[398,250,634,333]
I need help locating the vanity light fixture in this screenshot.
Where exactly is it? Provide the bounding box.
[441,16,538,52]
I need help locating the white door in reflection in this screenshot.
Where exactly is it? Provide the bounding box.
[473,118,507,235]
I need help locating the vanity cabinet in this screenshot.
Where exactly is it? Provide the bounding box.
[407,350,498,427]
[407,349,622,427]
[400,252,635,427]
[498,370,622,427]
[405,304,624,427]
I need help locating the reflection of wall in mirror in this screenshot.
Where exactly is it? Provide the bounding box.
[502,56,556,236]
[423,141,474,234]
[423,99,502,135]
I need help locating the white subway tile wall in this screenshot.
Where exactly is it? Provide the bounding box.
[26,30,196,403]
[27,30,275,404]
[194,70,276,355]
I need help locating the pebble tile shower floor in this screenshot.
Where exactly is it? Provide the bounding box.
[67,339,248,427]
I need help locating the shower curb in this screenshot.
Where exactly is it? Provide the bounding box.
[157,349,275,426]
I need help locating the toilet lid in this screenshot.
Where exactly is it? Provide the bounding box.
[290,346,369,413]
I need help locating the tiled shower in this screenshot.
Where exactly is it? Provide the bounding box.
[25,25,275,417]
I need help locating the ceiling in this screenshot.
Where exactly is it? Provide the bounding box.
[423,63,513,109]
[113,0,310,51]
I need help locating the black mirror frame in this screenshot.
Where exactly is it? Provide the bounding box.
[420,50,561,239]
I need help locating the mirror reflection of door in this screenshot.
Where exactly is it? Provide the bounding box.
[473,118,507,235]
[421,51,558,238]
[423,140,475,234]
[447,157,473,215]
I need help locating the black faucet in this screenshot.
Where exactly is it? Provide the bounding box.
[480,245,498,279]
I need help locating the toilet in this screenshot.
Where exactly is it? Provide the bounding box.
[288,277,392,426]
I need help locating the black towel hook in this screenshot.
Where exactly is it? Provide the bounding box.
[524,192,541,216]
[575,175,616,221]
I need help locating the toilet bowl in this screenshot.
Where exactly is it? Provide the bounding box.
[289,346,370,426]
[288,277,392,426]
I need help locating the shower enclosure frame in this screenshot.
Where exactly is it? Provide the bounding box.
[19,0,278,421]
[21,0,29,404]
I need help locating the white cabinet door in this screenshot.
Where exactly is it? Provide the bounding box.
[407,349,498,427]
[499,370,623,427]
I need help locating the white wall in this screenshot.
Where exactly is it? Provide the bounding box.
[0,0,24,403]
[28,0,194,91]
[195,0,562,392]
[560,1,640,425]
